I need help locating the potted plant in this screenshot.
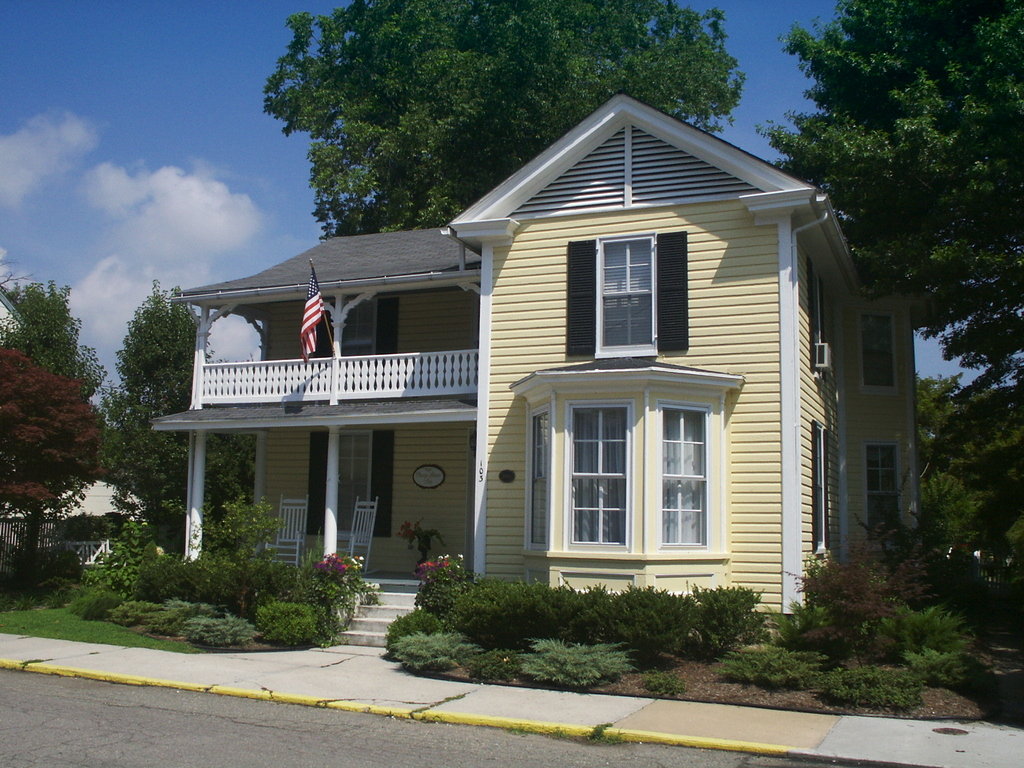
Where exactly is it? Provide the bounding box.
[397,520,444,565]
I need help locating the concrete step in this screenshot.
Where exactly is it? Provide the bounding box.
[347,616,394,634]
[356,604,411,620]
[339,629,387,647]
[375,591,417,608]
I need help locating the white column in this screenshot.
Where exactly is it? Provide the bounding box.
[323,426,340,557]
[186,431,207,560]
[253,431,268,503]
[191,307,211,409]
[472,244,494,575]
[778,216,802,610]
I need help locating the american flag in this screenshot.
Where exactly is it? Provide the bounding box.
[300,265,324,362]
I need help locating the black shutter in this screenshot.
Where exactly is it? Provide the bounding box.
[566,240,597,356]
[371,430,394,537]
[376,297,399,354]
[656,231,689,352]
[822,426,831,550]
[306,432,328,535]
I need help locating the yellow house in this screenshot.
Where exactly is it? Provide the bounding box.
[155,95,917,611]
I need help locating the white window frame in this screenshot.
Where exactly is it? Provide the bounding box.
[596,234,657,357]
[859,312,896,392]
[337,430,373,531]
[658,402,711,550]
[525,406,551,550]
[864,441,900,529]
[565,401,633,550]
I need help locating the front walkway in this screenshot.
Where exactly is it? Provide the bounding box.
[2,633,1022,767]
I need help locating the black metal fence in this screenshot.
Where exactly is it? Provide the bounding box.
[0,518,62,576]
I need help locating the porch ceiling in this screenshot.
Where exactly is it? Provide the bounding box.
[151,397,477,432]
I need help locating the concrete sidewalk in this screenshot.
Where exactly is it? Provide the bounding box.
[1,633,1021,768]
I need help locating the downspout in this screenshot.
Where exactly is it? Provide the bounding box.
[781,209,829,609]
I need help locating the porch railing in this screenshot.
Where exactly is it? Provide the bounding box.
[197,349,479,406]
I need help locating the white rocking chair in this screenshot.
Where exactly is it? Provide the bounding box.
[338,497,378,571]
[275,495,308,566]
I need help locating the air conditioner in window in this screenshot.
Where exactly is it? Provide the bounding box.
[814,341,832,371]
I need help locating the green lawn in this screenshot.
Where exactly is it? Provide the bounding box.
[0,608,200,653]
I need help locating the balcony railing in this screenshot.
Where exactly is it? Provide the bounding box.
[196,349,479,406]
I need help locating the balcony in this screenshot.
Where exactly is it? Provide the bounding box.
[195,349,479,407]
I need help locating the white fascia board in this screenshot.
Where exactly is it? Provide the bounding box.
[152,408,477,432]
[444,219,520,251]
[453,94,813,224]
[511,366,744,401]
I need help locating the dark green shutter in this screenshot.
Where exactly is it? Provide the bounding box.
[375,297,399,354]
[306,432,328,535]
[371,430,394,537]
[656,231,688,352]
[566,240,597,355]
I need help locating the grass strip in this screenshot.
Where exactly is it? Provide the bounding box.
[0,608,199,653]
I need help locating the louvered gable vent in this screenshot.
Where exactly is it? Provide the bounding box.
[513,127,756,217]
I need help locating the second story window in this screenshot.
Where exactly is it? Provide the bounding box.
[865,442,900,529]
[600,237,655,353]
[860,313,895,388]
[341,300,376,357]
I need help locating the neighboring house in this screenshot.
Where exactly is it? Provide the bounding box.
[155,95,918,611]
[0,287,19,325]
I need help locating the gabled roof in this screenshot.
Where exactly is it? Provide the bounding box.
[452,94,816,225]
[178,228,479,303]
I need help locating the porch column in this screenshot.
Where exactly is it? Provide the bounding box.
[253,430,268,503]
[186,430,207,560]
[323,426,340,556]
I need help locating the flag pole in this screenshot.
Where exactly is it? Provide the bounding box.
[310,258,335,348]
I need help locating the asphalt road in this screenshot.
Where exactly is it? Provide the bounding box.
[0,670,846,768]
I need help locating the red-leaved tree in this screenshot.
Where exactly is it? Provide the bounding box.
[0,348,102,582]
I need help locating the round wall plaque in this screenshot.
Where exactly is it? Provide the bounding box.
[413,464,445,489]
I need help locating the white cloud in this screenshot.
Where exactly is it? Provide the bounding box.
[0,112,98,207]
[83,162,262,261]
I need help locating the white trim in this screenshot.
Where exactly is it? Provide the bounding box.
[512,365,743,399]
[564,400,633,551]
[472,242,495,575]
[153,406,476,432]
[524,405,551,551]
[186,431,207,560]
[863,440,901,529]
[656,401,713,551]
[324,426,340,556]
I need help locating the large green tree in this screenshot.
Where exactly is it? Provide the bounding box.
[768,0,1024,395]
[0,282,105,398]
[265,0,743,236]
[101,285,253,548]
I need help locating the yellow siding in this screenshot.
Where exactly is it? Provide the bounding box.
[485,201,784,606]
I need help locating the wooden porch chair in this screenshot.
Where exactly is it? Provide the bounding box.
[338,497,378,572]
[275,495,308,566]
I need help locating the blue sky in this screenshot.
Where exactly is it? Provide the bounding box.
[0,0,967,381]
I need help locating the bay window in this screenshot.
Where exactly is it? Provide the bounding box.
[571,406,628,545]
[661,407,708,546]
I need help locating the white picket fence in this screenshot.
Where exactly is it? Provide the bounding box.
[198,349,479,406]
[65,539,112,566]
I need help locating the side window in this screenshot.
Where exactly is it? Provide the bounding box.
[528,410,549,548]
[570,406,628,545]
[661,407,708,546]
[341,300,376,357]
[808,259,827,367]
[865,442,899,529]
[860,313,895,388]
[812,421,830,551]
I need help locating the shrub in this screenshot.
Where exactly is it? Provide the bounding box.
[85,520,156,597]
[255,601,317,646]
[414,555,474,622]
[107,600,163,627]
[67,588,123,620]
[390,632,479,672]
[465,649,523,682]
[182,615,257,647]
[134,555,199,603]
[305,553,376,646]
[903,649,975,689]
[520,639,634,689]
[877,606,968,659]
[774,603,847,660]
[819,666,922,711]
[642,670,687,697]
[450,580,563,651]
[591,586,696,667]
[385,609,444,653]
[147,599,219,636]
[684,586,767,660]
[720,647,825,690]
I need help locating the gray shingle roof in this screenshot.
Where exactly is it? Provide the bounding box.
[180,229,479,298]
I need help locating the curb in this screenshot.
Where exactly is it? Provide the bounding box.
[0,658,795,758]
